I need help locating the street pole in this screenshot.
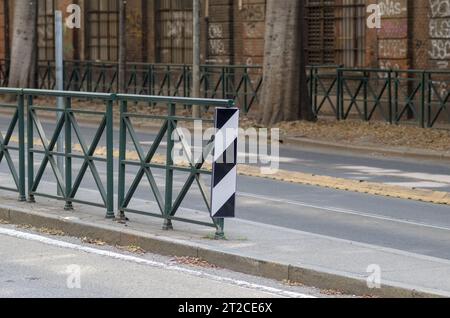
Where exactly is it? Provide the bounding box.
[55,10,64,195]
[192,0,201,118]
[118,0,127,93]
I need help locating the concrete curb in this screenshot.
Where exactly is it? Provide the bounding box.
[284,137,450,164]
[0,205,445,298]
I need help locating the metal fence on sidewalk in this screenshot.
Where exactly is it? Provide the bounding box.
[24,60,261,115]
[0,87,233,237]
[310,67,450,128]
[1,59,450,128]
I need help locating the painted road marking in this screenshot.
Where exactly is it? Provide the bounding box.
[337,165,450,185]
[0,169,448,233]
[386,181,449,189]
[3,136,450,207]
[238,192,450,232]
[0,227,315,299]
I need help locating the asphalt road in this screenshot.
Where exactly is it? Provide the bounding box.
[1,114,448,191]
[1,114,450,261]
[0,225,322,298]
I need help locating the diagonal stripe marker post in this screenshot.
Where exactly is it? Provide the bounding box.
[211,107,239,219]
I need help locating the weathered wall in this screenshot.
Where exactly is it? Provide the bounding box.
[3,0,450,71]
[377,0,409,71]
[428,0,450,69]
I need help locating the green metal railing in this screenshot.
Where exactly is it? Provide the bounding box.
[310,67,450,128]
[308,65,342,119]
[117,94,234,236]
[0,87,233,237]
[31,60,262,114]
[0,60,9,87]
[1,58,262,112]
[26,89,115,217]
[2,59,450,127]
[0,88,26,200]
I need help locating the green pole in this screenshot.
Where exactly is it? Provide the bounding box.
[388,71,393,124]
[214,218,225,240]
[363,71,368,121]
[427,72,432,128]
[244,67,249,113]
[420,71,426,128]
[118,99,128,218]
[27,95,35,203]
[163,103,176,230]
[106,99,115,219]
[64,97,73,210]
[337,69,342,120]
[18,93,26,202]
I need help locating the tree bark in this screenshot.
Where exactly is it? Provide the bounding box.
[8,0,37,89]
[118,0,127,93]
[259,0,316,126]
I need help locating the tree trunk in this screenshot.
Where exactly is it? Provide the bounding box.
[8,0,37,89]
[259,0,316,126]
[118,0,127,93]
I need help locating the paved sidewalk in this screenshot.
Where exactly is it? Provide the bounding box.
[0,191,449,298]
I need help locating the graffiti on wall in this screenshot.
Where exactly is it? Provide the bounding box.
[377,0,408,71]
[240,3,266,66]
[379,0,407,17]
[429,0,450,69]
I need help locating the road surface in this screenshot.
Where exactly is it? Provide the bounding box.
[0,114,450,261]
[0,224,325,298]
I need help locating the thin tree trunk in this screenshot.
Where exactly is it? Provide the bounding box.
[8,0,37,89]
[259,0,315,126]
[118,0,127,93]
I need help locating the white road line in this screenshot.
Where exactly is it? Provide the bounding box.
[337,165,450,185]
[238,192,450,232]
[0,168,448,233]
[0,227,315,299]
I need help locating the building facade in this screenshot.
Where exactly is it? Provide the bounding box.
[0,0,448,71]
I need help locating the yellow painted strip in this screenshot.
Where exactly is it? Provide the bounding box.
[8,136,450,206]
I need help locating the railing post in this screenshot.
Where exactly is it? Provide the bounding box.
[337,68,343,120]
[314,67,319,116]
[183,65,189,98]
[87,61,92,92]
[147,64,151,96]
[167,65,171,96]
[118,99,127,218]
[64,97,73,210]
[106,98,115,219]
[388,70,393,124]
[27,95,35,203]
[47,61,52,89]
[363,71,368,121]
[151,64,155,96]
[222,67,226,99]
[244,67,249,114]
[309,67,314,115]
[204,66,209,98]
[427,72,432,128]
[215,218,225,240]
[18,92,26,202]
[394,71,399,125]
[420,71,426,128]
[163,103,176,230]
